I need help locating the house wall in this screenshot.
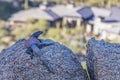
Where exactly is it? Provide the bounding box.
[100,30,120,41]
[107,33,119,40]
[63,17,82,27]
[8,18,63,28]
[8,20,26,28]
[86,24,94,33]
[48,19,62,27]
[91,17,120,34]
[86,17,120,41]
[95,23,120,40]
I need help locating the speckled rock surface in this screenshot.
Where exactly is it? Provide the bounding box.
[86,38,120,80]
[0,39,87,80]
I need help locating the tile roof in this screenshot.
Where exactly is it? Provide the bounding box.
[9,8,59,22]
[44,9,60,19]
[77,6,94,20]
[104,7,120,22]
[9,5,119,23]
[91,7,111,17]
[48,5,81,18]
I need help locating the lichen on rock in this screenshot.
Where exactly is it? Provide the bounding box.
[86,38,120,80]
[0,39,87,80]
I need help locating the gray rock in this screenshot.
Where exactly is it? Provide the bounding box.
[86,38,120,80]
[0,39,87,80]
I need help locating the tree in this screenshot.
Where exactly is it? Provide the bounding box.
[34,19,49,32]
[24,0,29,9]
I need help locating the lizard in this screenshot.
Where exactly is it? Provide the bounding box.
[24,31,55,73]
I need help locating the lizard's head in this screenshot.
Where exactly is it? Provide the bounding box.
[31,31,43,38]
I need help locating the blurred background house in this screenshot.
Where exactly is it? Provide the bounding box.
[0,0,120,54]
[8,8,61,27]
